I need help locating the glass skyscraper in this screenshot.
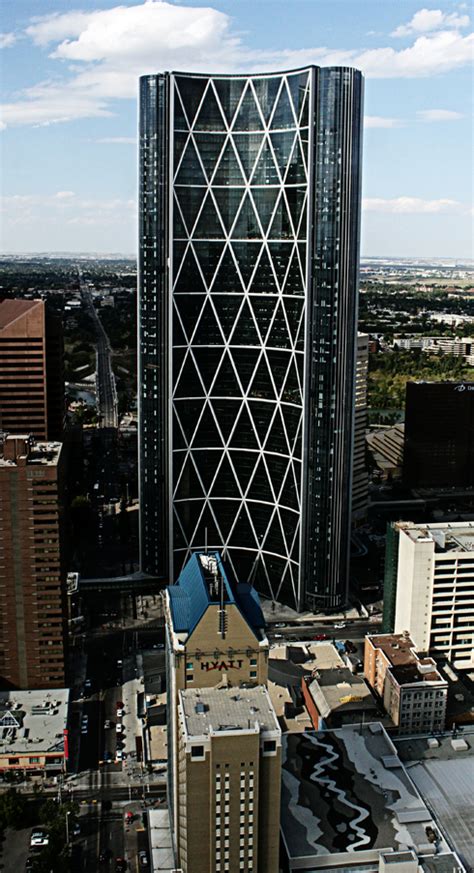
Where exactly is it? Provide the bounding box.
[139,67,363,610]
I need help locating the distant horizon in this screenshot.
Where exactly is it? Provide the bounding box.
[1,251,473,266]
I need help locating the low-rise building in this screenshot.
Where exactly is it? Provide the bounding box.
[302,665,387,730]
[281,723,466,872]
[0,688,69,775]
[366,424,404,479]
[364,634,448,735]
[177,685,281,873]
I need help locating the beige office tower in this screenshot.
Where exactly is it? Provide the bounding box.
[176,685,281,873]
[352,332,369,522]
[384,521,474,670]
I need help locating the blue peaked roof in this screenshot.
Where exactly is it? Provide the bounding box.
[168,551,265,638]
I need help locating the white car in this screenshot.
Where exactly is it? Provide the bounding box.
[333,622,346,629]
[30,830,49,848]
[116,749,123,761]
[116,723,123,733]
[116,708,124,718]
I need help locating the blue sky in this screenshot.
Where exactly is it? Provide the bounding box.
[1,0,473,257]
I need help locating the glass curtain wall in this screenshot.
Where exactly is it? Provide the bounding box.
[139,67,363,610]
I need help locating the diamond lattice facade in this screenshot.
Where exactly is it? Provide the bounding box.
[139,67,363,610]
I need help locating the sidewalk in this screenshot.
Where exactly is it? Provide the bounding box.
[122,657,143,762]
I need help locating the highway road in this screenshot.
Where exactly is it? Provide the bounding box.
[79,271,118,429]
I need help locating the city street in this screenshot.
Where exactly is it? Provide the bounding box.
[79,273,118,429]
[62,625,167,870]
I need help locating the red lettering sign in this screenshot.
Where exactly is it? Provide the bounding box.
[200,659,244,672]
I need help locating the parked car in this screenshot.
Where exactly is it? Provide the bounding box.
[344,640,357,654]
[116,723,123,733]
[115,701,124,710]
[312,633,328,641]
[116,708,124,718]
[115,858,127,872]
[116,749,123,761]
[138,850,149,867]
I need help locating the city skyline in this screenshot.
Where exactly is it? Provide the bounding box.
[1,0,473,259]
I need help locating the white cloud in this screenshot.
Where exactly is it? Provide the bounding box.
[1,1,473,128]
[364,115,404,128]
[96,136,136,144]
[1,82,112,127]
[363,197,466,214]
[55,190,76,199]
[0,32,16,48]
[417,108,464,121]
[392,8,470,37]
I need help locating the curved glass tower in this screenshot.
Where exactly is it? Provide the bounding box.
[139,67,363,610]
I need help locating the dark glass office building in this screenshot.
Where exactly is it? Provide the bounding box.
[403,381,474,488]
[139,67,363,610]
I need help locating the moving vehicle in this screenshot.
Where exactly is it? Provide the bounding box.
[138,850,149,867]
[116,749,123,761]
[333,622,346,629]
[312,633,328,641]
[81,714,89,734]
[104,719,112,729]
[30,830,49,848]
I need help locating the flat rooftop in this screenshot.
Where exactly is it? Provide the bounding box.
[307,667,380,718]
[395,732,474,872]
[368,634,444,684]
[179,685,280,738]
[397,521,474,554]
[0,437,62,468]
[0,689,69,759]
[148,808,175,873]
[281,723,453,866]
[0,298,42,330]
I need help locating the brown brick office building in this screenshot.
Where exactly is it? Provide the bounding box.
[0,435,67,689]
[0,299,64,441]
